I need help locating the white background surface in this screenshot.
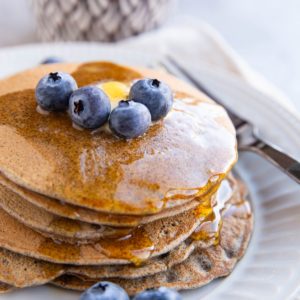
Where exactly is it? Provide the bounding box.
[0,0,299,110]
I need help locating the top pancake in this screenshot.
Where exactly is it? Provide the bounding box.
[0,62,237,215]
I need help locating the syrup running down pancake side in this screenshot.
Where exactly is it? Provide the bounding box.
[0,177,250,266]
[0,174,252,290]
[0,62,237,215]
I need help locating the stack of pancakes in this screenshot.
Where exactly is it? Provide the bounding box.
[0,62,253,295]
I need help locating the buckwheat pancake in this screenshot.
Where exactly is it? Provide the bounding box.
[0,282,12,293]
[0,183,133,244]
[0,201,214,265]
[0,62,237,215]
[68,178,248,280]
[0,180,251,290]
[0,248,63,288]
[0,174,238,265]
[0,184,124,244]
[0,172,208,227]
[52,208,253,296]
[0,176,236,245]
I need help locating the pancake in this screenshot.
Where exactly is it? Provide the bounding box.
[0,174,236,254]
[0,180,252,288]
[0,236,201,288]
[0,61,247,296]
[52,209,253,296]
[0,183,147,244]
[0,172,203,227]
[0,176,235,245]
[0,248,63,288]
[68,178,246,280]
[0,178,236,266]
[0,282,13,293]
[0,62,237,215]
[0,183,127,244]
[0,202,212,265]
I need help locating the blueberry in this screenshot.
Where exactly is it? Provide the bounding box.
[35,72,77,111]
[133,287,182,300]
[109,100,151,139]
[129,79,173,121]
[69,86,111,129]
[80,281,129,300]
[40,57,64,64]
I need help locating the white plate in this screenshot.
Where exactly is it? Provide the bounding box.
[0,43,300,300]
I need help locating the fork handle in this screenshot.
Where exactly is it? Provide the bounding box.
[240,137,300,184]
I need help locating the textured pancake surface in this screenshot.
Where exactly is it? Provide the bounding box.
[0,179,251,291]
[0,177,234,249]
[0,282,13,293]
[0,61,248,296]
[0,203,208,265]
[0,62,237,215]
[0,176,235,244]
[0,184,116,243]
[0,173,201,227]
[0,248,63,288]
[52,210,253,296]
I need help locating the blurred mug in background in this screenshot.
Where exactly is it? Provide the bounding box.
[31,0,174,42]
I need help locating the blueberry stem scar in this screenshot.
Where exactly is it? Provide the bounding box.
[97,283,108,291]
[74,100,84,115]
[49,72,61,82]
[151,79,160,87]
[119,100,131,107]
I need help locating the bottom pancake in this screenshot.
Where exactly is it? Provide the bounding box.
[0,282,12,293]
[52,210,253,296]
[0,248,63,288]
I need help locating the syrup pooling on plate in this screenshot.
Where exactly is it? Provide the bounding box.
[0,62,237,214]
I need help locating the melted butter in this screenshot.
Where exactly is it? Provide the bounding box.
[99,81,129,109]
[0,62,237,214]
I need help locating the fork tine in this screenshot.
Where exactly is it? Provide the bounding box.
[160,56,247,129]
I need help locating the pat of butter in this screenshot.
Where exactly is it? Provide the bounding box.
[100,81,129,109]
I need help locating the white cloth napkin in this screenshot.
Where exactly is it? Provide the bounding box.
[121,18,295,111]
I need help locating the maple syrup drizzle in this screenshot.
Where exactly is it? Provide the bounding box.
[0,62,240,264]
[191,179,251,244]
[0,62,237,215]
[96,226,155,266]
[94,178,243,265]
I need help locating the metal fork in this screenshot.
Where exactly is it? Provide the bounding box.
[160,56,300,184]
